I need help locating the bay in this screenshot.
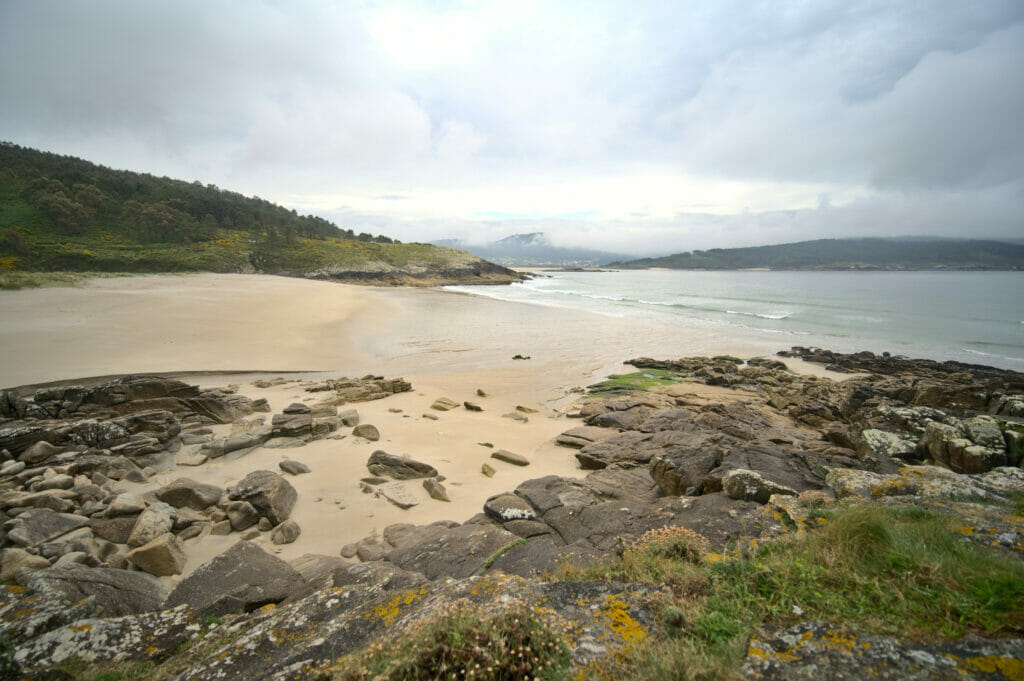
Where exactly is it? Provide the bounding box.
[447,270,1024,371]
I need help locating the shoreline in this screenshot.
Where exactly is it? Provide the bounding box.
[0,272,857,583]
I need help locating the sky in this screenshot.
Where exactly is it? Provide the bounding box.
[1,0,1022,256]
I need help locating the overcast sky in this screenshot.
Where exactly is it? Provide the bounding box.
[2,1,1022,255]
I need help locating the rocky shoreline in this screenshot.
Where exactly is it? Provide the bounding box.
[2,349,1023,679]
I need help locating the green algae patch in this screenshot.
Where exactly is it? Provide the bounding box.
[587,370,682,396]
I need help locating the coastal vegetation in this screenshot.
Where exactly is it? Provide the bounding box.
[0,142,517,285]
[606,237,1024,270]
[550,504,1024,680]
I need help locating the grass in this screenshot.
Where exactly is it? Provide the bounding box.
[481,538,528,570]
[549,504,1024,681]
[325,600,571,681]
[588,369,683,395]
[0,270,134,290]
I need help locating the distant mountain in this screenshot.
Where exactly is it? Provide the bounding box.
[605,237,1024,271]
[433,232,626,267]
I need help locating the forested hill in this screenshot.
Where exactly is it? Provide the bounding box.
[0,142,519,285]
[606,238,1024,270]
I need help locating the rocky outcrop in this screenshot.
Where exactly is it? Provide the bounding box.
[2,354,1022,680]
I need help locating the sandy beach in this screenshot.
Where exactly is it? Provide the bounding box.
[0,273,831,586]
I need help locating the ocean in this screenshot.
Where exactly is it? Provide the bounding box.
[446,270,1024,372]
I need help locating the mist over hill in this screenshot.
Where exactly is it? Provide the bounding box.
[606,237,1024,271]
[433,232,626,267]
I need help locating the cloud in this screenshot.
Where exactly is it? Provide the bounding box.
[0,0,1021,253]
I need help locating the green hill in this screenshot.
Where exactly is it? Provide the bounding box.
[607,238,1024,270]
[0,142,519,285]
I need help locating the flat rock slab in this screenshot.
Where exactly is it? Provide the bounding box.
[376,484,419,509]
[262,437,307,449]
[5,509,89,547]
[491,449,530,466]
[164,540,307,616]
[13,604,196,672]
[385,523,519,580]
[555,426,618,449]
[23,566,166,617]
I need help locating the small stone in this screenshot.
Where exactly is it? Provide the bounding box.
[477,389,489,397]
[104,493,147,518]
[338,409,360,427]
[126,533,186,577]
[279,460,311,475]
[388,408,403,413]
[174,452,209,467]
[431,397,459,411]
[463,401,483,412]
[502,412,529,423]
[481,463,496,477]
[210,520,232,535]
[178,525,203,541]
[226,500,260,531]
[423,478,451,502]
[353,424,380,441]
[478,442,494,448]
[271,519,301,544]
[491,449,530,466]
[515,405,538,413]
[258,517,273,532]
[241,529,260,540]
[422,413,439,421]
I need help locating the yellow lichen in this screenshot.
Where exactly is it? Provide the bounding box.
[596,594,648,646]
[70,623,93,632]
[366,586,428,627]
[962,655,1024,680]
